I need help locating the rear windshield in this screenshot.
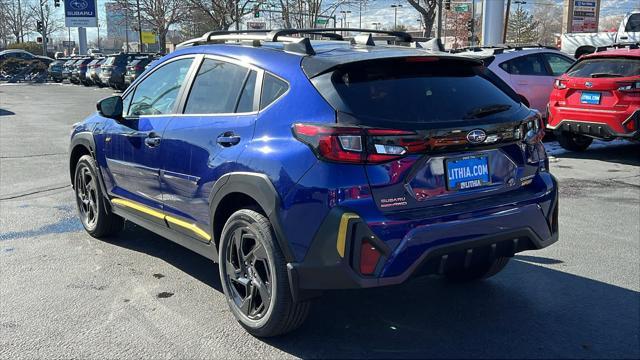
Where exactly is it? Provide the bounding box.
[567,57,640,78]
[311,58,520,124]
[104,56,116,65]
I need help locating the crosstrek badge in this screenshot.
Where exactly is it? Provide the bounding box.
[380,196,408,208]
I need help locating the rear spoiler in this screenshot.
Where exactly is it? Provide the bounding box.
[302,52,482,78]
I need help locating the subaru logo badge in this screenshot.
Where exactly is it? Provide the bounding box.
[466,129,487,144]
[585,81,593,88]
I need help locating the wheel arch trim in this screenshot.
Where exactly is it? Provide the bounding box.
[209,172,295,263]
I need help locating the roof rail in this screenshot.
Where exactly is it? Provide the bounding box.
[176,28,413,55]
[268,28,412,43]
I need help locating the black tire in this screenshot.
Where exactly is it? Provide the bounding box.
[556,131,593,151]
[445,257,510,282]
[219,209,310,337]
[74,155,124,238]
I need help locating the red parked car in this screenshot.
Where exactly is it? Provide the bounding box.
[547,46,640,151]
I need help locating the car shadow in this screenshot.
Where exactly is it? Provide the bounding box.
[551,141,640,167]
[108,224,639,358]
[108,223,223,292]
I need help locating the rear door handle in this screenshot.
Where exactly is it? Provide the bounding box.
[217,132,241,147]
[144,132,162,147]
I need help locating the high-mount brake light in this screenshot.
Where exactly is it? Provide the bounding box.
[405,57,439,63]
[292,123,418,164]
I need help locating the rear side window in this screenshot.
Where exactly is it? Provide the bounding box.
[499,54,548,76]
[184,59,250,114]
[236,71,257,113]
[625,14,640,32]
[311,58,520,124]
[567,57,640,78]
[260,74,288,109]
[543,53,574,76]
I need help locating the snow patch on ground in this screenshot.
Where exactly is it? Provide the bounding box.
[544,139,632,156]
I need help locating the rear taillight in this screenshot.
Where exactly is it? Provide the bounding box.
[292,123,418,164]
[617,81,640,92]
[553,79,567,90]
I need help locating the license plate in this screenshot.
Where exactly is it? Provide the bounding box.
[445,155,491,190]
[580,91,601,105]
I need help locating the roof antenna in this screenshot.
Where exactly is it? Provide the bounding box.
[351,33,375,46]
[283,37,316,56]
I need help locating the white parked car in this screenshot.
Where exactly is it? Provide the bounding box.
[561,11,640,58]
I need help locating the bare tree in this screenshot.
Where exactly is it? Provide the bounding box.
[405,0,437,38]
[3,0,35,43]
[185,0,254,31]
[28,0,65,53]
[599,14,624,32]
[532,3,561,45]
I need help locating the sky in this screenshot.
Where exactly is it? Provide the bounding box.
[51,0,640,43]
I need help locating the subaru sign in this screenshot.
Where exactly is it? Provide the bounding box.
[64,0,98,27]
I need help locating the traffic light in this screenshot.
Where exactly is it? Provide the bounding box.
[253,5,260,18]
[36,21,43,33]
[54,0,61,7]
[467,19,474,32]
[444,0,451,11]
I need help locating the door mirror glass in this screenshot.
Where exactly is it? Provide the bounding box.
[97,95,123,120]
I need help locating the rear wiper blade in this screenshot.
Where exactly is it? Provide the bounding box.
[463,104,512,119]
[590,73,624,78]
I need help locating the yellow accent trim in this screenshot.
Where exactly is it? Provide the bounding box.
[111,198,211,241]
[111,198,164,219]
[166,216,212,241]
[337,213,359,258]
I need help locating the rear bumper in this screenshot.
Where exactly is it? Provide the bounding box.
[547,108,640,140]
[288,174,559,296]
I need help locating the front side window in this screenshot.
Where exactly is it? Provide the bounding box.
[127,58,193,117]
[184,59,250,114]
[544,53,574,76]
[500,54,549,76]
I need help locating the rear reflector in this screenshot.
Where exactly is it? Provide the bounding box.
[359,240,382,275]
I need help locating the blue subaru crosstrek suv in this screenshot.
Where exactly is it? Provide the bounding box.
[69,29,559,337]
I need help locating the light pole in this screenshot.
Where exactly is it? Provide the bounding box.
[340,10,351,36]
[136,0,143,52]
[390,4,402,30]
[416,18,424,37]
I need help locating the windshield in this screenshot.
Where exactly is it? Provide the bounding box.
[104,57,116,65]
[567,57,640,78]
[312,58,520,124]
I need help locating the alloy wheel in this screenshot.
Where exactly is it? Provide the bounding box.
[75,166,99,229]
[224,226,273,321]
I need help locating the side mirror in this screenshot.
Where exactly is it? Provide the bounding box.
[97,95,123,120]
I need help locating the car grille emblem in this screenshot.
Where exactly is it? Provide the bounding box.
[466,129,487,144]
[585,81,593,88]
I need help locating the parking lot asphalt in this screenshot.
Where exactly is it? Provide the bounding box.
[0,83,639,359]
